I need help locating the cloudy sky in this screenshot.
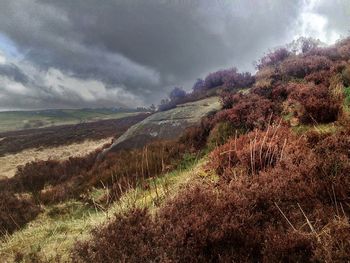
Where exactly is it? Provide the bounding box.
[0,0,349,110]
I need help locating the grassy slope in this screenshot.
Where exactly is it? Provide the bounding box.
[0,121,343,262]
[1,119,343,262]
[0,155,207,262]
[2,90,348,262]
[0,109,141,133]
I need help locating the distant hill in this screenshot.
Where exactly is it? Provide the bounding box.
[0,108,146,132]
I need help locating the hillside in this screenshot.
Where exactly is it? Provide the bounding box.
[0,113,149,156]
[0,109,144,133]
[1,37,350,262]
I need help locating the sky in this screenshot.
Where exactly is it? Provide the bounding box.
[0,0,349,110]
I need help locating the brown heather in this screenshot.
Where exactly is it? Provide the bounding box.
[0,191,40,236]
[72,126,350,262]
[1,140,185,205]
[3,37,350,262]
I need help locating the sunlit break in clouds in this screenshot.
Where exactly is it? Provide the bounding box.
[293,0,344,44]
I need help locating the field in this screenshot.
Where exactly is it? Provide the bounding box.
[0,108,145,133]
[0,112,149,181]
[0,113,149,156]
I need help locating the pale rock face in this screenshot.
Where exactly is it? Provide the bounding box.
[103,97,221,154]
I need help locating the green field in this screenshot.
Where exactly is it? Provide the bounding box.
[0,109,144,133]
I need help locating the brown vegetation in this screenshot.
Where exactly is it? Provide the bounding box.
[287,83,342,124]
[1,140,186,205]
[4,37,350,261]
[71,38,350,262]
[72,125,350,262]
[0,113,149,156]
[0,191,40,236]
[0,138,111,179]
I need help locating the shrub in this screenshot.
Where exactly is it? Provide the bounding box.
[71,125,350,263]
[203,68,254,90]
[209,126,292,179]
[263,228,315,262]
[313,219,350,262]
[204,69,231,89]
[304,70,332,86]
[72,208,159,263]
[6,140,185,204]
[192,78,205,93]
[309,46,342,61]
[336,37,350,60]
[207,122,238,149]
[158,98,177,111]
[287,83,342,124]
[280,55,332,79]
[214,93,277,131]
[219,91,237,109]
[155,183,264,262]
[223,71,255,90]
[256,47,290,70]
[255,66,281,83]
[342,64,350,87]
[100,141,186,202]
[0,191,40,235]
[253,78,273,96]
[169,86,186,101]
[179,117,214,151]
[13,150,99,200]
[286,37,321,54]
[251,83,290,105]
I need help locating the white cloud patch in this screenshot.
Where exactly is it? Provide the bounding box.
[0,50,6,64]
[43,68,142,105]
[0,76,28,95]
[293,0,343,44]
[0,57,143,109]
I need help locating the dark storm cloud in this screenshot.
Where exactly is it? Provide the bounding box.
[0,63,29,84]
[0,0,348,109]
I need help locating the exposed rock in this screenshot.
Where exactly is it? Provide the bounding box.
[103,97,221,154]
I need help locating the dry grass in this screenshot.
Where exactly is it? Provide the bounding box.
[0,138,112,179]
[0,157,203,262]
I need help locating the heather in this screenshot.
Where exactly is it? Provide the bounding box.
[2,37,350,262]
[1,140,186,205]
[0,191,40,236]
[71,37,350,262]
[72,125,350,263]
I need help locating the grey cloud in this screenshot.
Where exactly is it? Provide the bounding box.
[0,63,29,83]
[0,0,348,110]
[0,59,141,109]
[314,0,350,37]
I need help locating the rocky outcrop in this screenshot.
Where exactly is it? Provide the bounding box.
[103,97,221,154]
